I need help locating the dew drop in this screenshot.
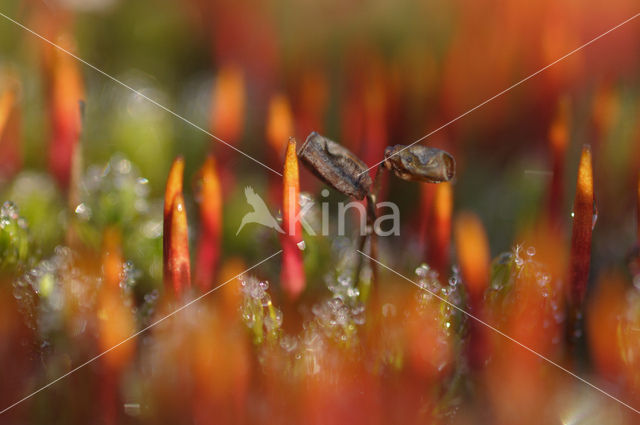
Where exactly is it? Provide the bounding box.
[115,158,132,174]
[280,335,298,352]
[526,246,536,257]
[74,203,91,220]
[265,308,283,332]
[1,201,19,219]
[346,287,359,298]
[415,264,430,278]
[337,275,352,287]
[297,240,306,251]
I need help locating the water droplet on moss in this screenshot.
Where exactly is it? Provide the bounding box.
[415,264,430,278]
[280,335,298,352]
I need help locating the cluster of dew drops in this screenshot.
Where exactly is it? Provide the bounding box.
[12,245,140,338]
[0,201,29,266]
[490,244,565,341]
[74,155,150,223]
[239,269,368,375]
[240,277,283,337]
[0,200,26,230]
[7,155,159,345]
[414,263,464,336]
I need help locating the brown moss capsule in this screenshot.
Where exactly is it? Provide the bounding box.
[298,132,372,200]
[383,145,455,183]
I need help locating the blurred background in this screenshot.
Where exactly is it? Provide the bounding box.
[1,0,639,254]
[1,0,640,423]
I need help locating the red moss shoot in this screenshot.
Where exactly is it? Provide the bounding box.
[163,157,184,279]
[47,40,84,189]
[98,227,135,365]
[97,228,134,425]
[168,192,191,297]
[281,138,306,300]
[567,145,594,322]
[427,182,452,277]
[195,155,222,292]
[163,157,191,297]
[454,212,490,307]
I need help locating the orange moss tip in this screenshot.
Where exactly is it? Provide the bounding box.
[0,77,17,132]
[283,138,302,241]
[194,154,223,292]
[454,212,490,306]
[428,182,453,276]
[266,94,294,155]
[101,227,123,290]
[48,44,84,189]
[434,182,453,217]
[164,157,185,217]
[98,228,134,370]
[53,48,85,115]
[211,65,245,143]
[195,155,222,232]
[218,258,247,317]
[281,138,305,300]
[168,192,191,296]
[98,290,136,370]
[568,145,594,311]
[163,157,190,297]
[575,145,593,200]
[163,157,185,275]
